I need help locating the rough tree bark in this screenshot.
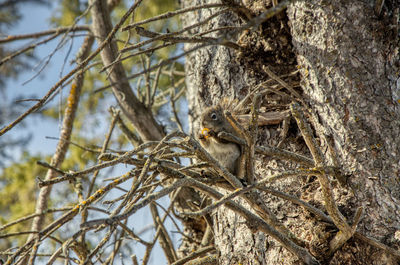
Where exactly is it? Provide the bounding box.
[287,1,400,264]
[181,0,400,264]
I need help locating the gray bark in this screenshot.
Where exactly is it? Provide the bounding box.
[287,1,400,264]
[181,0,400,264]
[182,0,302,263]
[180,1,263,260]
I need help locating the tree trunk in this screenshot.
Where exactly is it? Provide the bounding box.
[181,0,400,264]
[287,1,400,264]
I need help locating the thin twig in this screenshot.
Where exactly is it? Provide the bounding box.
[245,93,261,183]
[84,228,113,263]
[263,66,302,101]
[171,246,215,265]
[37,141,159,187]
[80,177,191,229]
[0,34,59,67]
[217,131,314,166]
[133,26,241,50]
[183,169,319,218]
[111,107,143,146]
[122,3,227,31]
[0,25,90,44]
[0,208,72,232]
[153,208,178,263]
[119,8,232,54]
[97,43,209,92]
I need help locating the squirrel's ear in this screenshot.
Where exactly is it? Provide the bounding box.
[219,97,237,110]
[236,110,290,126]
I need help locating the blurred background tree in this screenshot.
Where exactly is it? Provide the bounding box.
[1,0,184,263]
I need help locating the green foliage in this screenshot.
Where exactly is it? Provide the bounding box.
[0,9,21,28]
[0,152,46,246]
[0,140,99,247]
[135,0,178,28]
[62,138,100,171]
[50,0,86,26]
[117,0,180,64]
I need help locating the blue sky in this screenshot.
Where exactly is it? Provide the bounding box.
[4,2,81,157]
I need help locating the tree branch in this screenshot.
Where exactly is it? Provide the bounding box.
[89,0,164,141]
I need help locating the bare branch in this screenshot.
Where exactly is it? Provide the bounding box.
[90,0,164,141]
[122,3,227,31]
[171,246,215,265]
[0,34,59,67]
[291,103,354,252]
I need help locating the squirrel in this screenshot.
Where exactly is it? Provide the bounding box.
[197,100,243,177]
[197,98,291,180]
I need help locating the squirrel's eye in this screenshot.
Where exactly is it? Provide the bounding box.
[211,113,217,120]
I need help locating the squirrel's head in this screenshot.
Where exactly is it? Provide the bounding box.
[200,105,225,135]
